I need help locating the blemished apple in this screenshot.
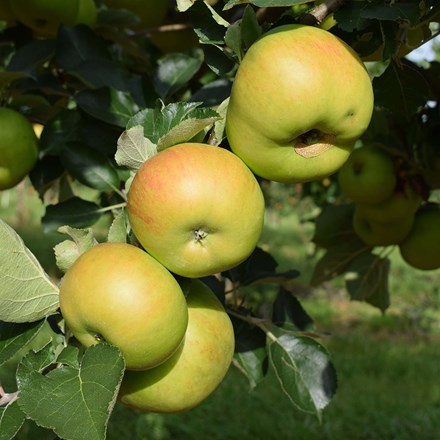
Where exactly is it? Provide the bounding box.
[353,206,414,247]
[338,144,397,205]
[225,24,374,183]
[0,108,39,191]
[356,182,422,224]
[127,143,265,278]
[399,204,440,270]
[118,279,235,413]
[59,242,189,371]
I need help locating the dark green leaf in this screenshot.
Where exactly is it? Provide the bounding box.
[190,78,233,107]
[224,21,242,61]
[42,197,102,232]
[0,401,26,440]
[272,287,314,331]
[334,2,371,32]
[76,87,139,127]
[191,1,228,44]
[345,253,390,312]
[231,315,267,390]
[374,60,432,121]
[268,329,337,418]
[61,143,120,191]
[17,344,125,440]
[203,45,235,76]
[153,52,203,99]
[7,39,55,75]
[40,110,83,156]
[0,321,46,366]
[359,2,423,25]
[241,5,262,48]
[55,24,111,71]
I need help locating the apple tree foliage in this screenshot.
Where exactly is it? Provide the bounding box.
[1,0,440,438]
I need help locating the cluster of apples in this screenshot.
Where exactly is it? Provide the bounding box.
[338,143,423,248]
[337,143,440,271]
[60,142,265,413]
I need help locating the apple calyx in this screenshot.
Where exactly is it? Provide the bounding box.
[293,130,336,158]
[94,333,106,342]
[194,228,208,243]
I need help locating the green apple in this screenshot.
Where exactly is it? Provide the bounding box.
[75,0,97,29]
[11,0,80,38]
[127,143,265,278]
[59,242,188,371]
[356,182,422,224]
[353,206,414,247]
[103,0,168,29]
[338,144,397,205]
[225,24,374,183]
[399,204,440,270]
[0,108,39,191]
[118,279,235,413]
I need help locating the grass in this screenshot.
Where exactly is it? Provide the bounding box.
[3,181,440,440]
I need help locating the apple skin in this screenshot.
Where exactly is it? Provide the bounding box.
[399,204,440,270]
[338,144,397,205]
[353,207,414,247]
[103,0,168,29]
[127,143,265,278]
[59,242,189,371]
[356,183,422,224]
[0,108,39,191]
[10,0,80,38]
[75,0,97,29]
[225,24,374,183]
[118,279,235,413]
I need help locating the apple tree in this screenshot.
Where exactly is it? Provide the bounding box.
[0,0,439,438]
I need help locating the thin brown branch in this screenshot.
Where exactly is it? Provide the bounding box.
[300,0,346,26]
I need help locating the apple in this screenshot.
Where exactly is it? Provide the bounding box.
[356,182,422,224]
[10,0,80,38]
[225,24,374,183]
[59,242,189,370]
[399,204,440,270]
[127,143,265,278]
[118,278,235,413]
[353,206,414,247]
[103,0,168,30]
[338,144,397,205]
[75,0,97,29]
[0,108,39,191]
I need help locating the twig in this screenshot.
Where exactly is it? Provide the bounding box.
[0,385,19,406]
[300,0,346,26]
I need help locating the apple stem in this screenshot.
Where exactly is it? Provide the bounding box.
[300,0,346,26]
[0,386,18,406]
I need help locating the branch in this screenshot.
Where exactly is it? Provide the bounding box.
[300,0,346,26]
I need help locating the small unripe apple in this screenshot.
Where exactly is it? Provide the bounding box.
[356,183,422,224]
[118,279,235,413]
[225,24,374,183]
[353,206,414,247]
[59,242,188,370]
[0,108,39,191]
[127,143,265,278]
[338,144,397,205]
[399,204,440,270]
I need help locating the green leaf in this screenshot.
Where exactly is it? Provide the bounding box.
[55,25,111,71]
[232,318,267,390]
[334,2,371,32]
[107,211,128,244]
[0,221,59,323]
[153,52,203,99]
[203,45,235,76]
[0,401,26,440]
[191,1,228,44]
[241,5,262,49]
[115,125,157,172]
[43,197,102,232]
[54,226,97,273]
[374,60,432,121]
[7,39,55,76]
[0,71,29,90]
[212,97,229,144]
[224,21,242,61]
[267,329,337,418]
[0,321,46,366]
[127,102,219,149]
[61,143,120,191]
[17,344,125,440]
[76,88,139,127]
[345,253,391,312]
